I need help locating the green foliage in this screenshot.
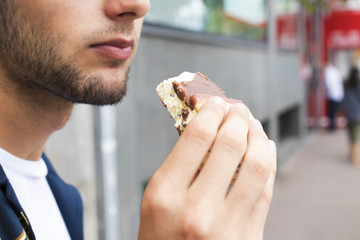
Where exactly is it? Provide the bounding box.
[299,0,329,13]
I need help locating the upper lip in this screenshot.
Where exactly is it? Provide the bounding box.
[90,38,135,48]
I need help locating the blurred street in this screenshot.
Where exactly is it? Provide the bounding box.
[265,129,360,240]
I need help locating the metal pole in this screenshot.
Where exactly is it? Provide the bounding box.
[313,0,323,127]
[94,106,121,240]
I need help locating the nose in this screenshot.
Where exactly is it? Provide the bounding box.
[104,0,150,21]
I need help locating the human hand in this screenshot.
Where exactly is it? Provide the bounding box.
[138,97,277,240]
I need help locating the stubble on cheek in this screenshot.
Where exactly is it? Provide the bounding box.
[0,0,135,106]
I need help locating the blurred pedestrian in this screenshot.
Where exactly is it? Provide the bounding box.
[342,67,360,165]
[324,59,344,131]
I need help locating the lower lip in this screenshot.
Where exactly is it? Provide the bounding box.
[91,45,132,60]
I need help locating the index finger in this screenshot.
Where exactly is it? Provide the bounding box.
[153,97,228,190]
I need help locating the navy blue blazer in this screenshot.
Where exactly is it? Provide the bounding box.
[0,154,84,240]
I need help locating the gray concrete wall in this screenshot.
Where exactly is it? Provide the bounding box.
[130,32,306,183]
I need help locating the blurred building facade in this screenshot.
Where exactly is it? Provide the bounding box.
[302,0,360,127]
[44,0,308,239]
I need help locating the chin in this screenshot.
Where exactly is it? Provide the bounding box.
[73,68,130,106]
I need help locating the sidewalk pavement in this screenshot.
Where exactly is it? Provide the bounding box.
[264,129,360,240]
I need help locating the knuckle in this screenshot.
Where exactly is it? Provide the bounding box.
[217,129,247,153]
[259,189,274,205]
[141,189,170,216]
[187,120,217,144]
[229,104,251,123]
[262,148,277,176]
[248,156,271,180]
[180,212,211,239]
[250,125,268,141]
[141,176,170,215]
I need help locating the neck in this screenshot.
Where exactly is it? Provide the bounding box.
[0,77,74,161]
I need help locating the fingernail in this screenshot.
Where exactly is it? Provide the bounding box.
[208,96,228,110]
[268,140,276,157]
[251,119,263,129]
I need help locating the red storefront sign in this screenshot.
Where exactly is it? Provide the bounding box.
[277,14,298,50]
[324,10,360,50]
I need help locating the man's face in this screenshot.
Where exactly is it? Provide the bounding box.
[0,0,150,105]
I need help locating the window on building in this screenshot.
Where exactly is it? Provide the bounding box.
[145,0,268,42]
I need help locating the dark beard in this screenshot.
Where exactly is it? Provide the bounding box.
[0,0,128,106]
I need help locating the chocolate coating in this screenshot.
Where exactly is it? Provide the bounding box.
[172,72,240,110]
[181,109,190,127]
